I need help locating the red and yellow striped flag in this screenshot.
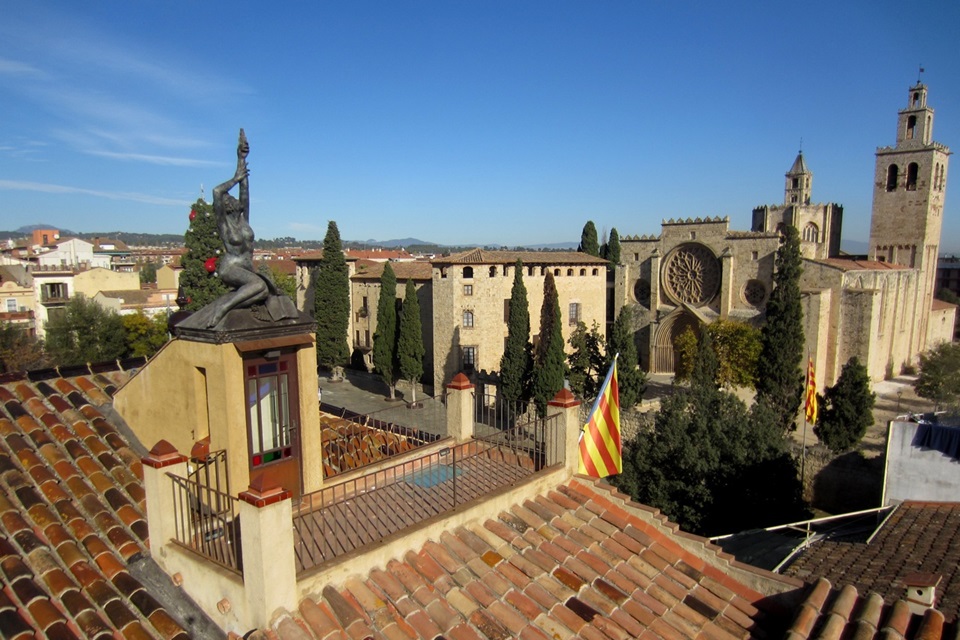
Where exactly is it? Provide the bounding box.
[578,360,621,478]
[804,357,818,424]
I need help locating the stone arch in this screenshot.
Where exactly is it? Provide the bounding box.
[651,309,701,374]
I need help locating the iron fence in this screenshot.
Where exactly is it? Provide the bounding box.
[169,472,242,574]
[293,412,562,574]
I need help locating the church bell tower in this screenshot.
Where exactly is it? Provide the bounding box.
[868,82,950,350]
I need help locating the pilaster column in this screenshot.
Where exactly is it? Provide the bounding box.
[548,388,582,475]
[238,473,297,629]
[141,440,188,568]
[446,373,475,442]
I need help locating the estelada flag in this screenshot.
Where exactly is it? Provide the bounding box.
[804,357,818,424]
[578,358,621,478]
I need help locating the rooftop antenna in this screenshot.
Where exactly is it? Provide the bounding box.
[918,64,925,84]
[199,183,205,202]
[799,137,803,155]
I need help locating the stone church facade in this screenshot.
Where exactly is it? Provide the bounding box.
[614,82,953,386]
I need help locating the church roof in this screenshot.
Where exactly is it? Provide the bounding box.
[352,259,433,281]
[814,258,911,272]
[788,152,809,175]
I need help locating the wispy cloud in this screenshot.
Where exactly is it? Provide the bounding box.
[0,57,46,77]
[86,150,222,168]
[0,179,187,206]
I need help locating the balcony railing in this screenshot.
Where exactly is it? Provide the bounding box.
[169,473,242,574]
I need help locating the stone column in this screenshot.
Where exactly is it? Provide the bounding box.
[445,373,475,442]
[238,473,297,629]
[548,388,582,475]
[720,247,733,318]
[141,440,189,568]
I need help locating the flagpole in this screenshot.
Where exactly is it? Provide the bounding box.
[801,351,809,491]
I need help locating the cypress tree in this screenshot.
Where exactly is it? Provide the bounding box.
[180,198,227,310]
[532,272,565,416]
[607,228,622,266]
[499,260,533,403]
[607,305,646,408]
[397,280,425,404]
[314,221,351,374]
[756,225,805,431]
[372,262,399,399]
[579,221,600,257]
[814,357,875,453]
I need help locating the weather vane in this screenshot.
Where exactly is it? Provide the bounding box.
[918,64,925,83]
[799,137,803,155]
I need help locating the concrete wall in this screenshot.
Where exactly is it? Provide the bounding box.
[74,267,140,297]
[884,420,960,505]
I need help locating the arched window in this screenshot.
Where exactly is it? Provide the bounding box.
[886,164,899,191]
[488,266,496,277]
[912,91,920,107]
[567,268,574,276]
[463,266,474,279]
[907,115,917,139]
[579,268,586,276]
[906,163,919,191]
[554,268,560,276]
[802,222,820,243]
[463,310,474,328]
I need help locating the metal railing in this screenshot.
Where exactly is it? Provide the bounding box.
[473,391,564,469]
[169,473,242,574]
[293,413,561,574]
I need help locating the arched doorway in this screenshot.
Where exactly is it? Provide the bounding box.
[651,309,701,374]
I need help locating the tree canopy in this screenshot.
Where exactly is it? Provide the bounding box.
[605,227,621,265]
[756,225,805,431]
[613,329,806,535]
[567,321,606,400]
[397,280,425,403]
[579,221,600,257]
[121,311,170,359]
[180,198,227,311]
[499,260,533,403]
[44,296,126,366]
[532,272,565,416]
[608,305,646,409]
[814,357,875,453]
[314,221,351,371]
[675,320,762,388]
[372,262,399,399]
[0,322,47,373]
[915,341,960,412]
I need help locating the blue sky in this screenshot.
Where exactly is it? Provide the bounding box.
[1,2,958,251]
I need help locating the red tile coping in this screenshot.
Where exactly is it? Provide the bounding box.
[548,388,580,408]
[447,373,474,390]
[142,440,188,468]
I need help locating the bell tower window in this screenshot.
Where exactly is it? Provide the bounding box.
[906,115,916,139]
[886,164,899,191]
[906,163,919,191]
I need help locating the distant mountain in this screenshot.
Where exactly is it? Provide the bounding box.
[840,239,869,256]
[521,241,578,250]
[356,237,437,248]
[16,224,74,235]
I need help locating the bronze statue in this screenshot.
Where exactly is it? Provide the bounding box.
[192,129,297,328]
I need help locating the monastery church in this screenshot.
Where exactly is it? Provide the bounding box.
[614,82,953,386]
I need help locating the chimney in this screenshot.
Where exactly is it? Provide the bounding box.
[903,572,941,614]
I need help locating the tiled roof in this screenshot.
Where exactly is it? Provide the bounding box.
[931,298,957,311]
[352,259,434,281]
[319,413,430,478]
[0,370,197,639]
[785,577,949,639]
[435,248,610,266]
[254,477,806,640]
[783,501,960,622]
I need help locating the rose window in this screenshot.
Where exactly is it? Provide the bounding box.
[662,243,720,306]
[743,279,767,306]
[633,278,651,306]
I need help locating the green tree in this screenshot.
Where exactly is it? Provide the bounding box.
[606,228,621,266]
[567,321,606,399]
[139,261,158,285]
[44,296,126,366]
[0,322,46,373]
[258,264,297,300]
[579,221,600,257]
[500,260,533,403]
[814,357,875,453]
[314,221,351,374]
[613,330,805,535]
[608,305,646,409]
[936,288,960,306]
[397,280,425,404]
[675,320,762,388]
[532,272,565,416]
[180,199,227,311]
[122,311,170,358]
[915,342,960,411]
[756,225,805,431]
[372,262,399,399]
